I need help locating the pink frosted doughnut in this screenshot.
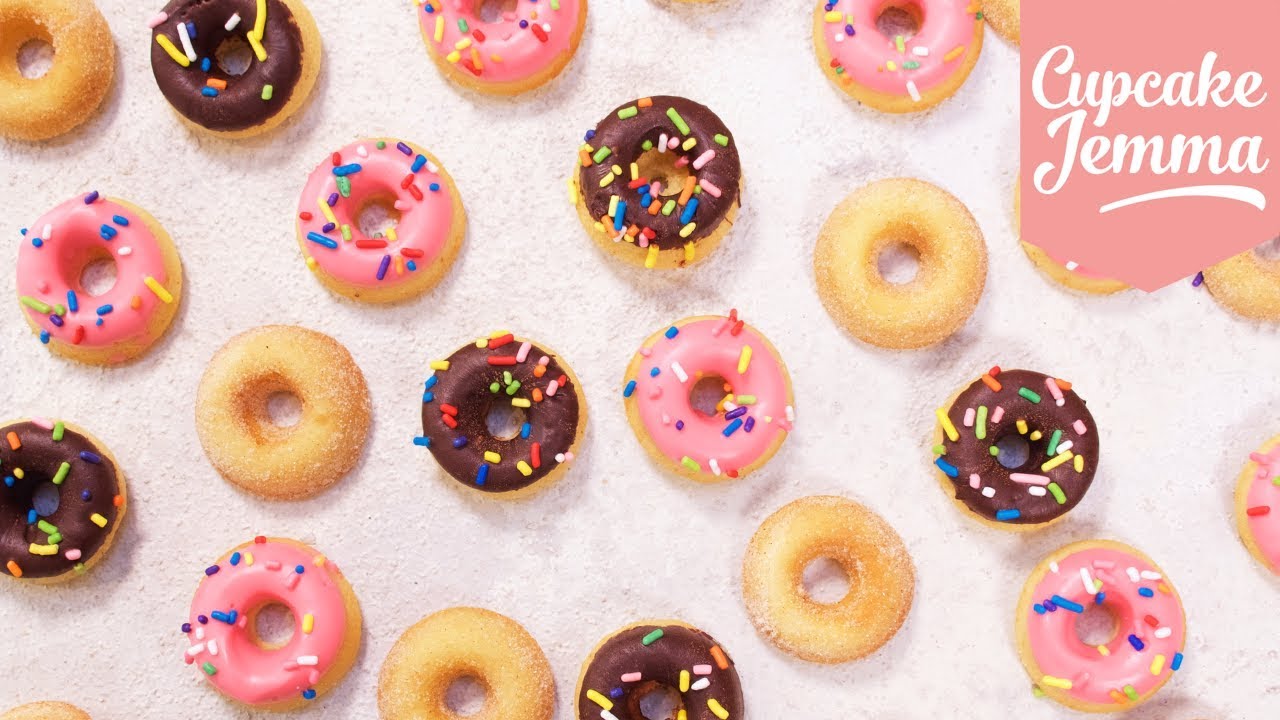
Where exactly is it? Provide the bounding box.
[813,0,984,112]
[622,310,795,481]
[296,138,466,303]
[16,192,183,365]
[1015,540,1187,712]
[414,0,588,95]
[182,537,361,710]
[1235,434,1280,574]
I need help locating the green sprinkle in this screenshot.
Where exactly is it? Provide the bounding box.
[37,520,58,535]
[1031,685,1046,698]
[666,107,690,135]
[714,134,729,147]
[53,304,66,316]
[903,61,921,70]
[47,533,61,544]
[680,456,700,472]
[20,296,52,314]
[341,224,352,242]
[51,462,70,486]
[551,0,560,8]
[1047,482,1067,505]
[202,662,218,676]
[835,66,845,75]
[1122,685,1138,701]
[1046,429,1063,456]
[617,106,639,119]
[736,395,757,405]
[52,421,64,441]
[490,382,500,393]
[642,629,665,645]
[503,371,513,384]
[261,84,273,101]
[336,176,352,198]
[975,406,988,440]
[641,140,654,151]
[976,10,983,19]
[1018,387,1042,403]
[989,446,1000,456]
[592,146,612,163]
[895,35,905,53]
[1273,477,1280,486]
[932,444,947,455]
[505,381,521,396]
[457,18,469,33]
[661,200,676,216]
[376,141,386,149]
[73,562,85,574]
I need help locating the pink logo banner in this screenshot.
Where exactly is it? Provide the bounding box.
[1020,2,1278,291]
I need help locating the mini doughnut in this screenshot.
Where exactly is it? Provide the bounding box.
[1015,177,1127,294]
[0,418,126,583]
[576,621,743,720]
[296,137,466,303]
[742,496,914,664]
[181,536,361,710]
[983,0,1020,44]
[420,332,585,496]
[379,607,555,720]
[931,367,1099,530]
[149,0,322,137]
[2,702,90,720]
[1014,540,1187,712]
[415,0,587,95]
[814,177,987,349]
[0,0,114,141]
[1202,242,1280,320]
[622,310,794,481]
[573,95,742,269]
[195,325,372,499]
[1234,433,1280,574]
[813,0,984,112]
[17,191,184,365]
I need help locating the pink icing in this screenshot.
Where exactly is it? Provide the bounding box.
[416,0,583,85]
[1044,248,1114,281]
[296,139,457,289]
[183,540,350,706]
[625,314,794,478]
[1243,444,1280,573]
[1024,545,1186,706]
[16,193,177,360]
[818,0,981,101]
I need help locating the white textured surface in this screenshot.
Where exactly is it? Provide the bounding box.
[2,0,1279,718]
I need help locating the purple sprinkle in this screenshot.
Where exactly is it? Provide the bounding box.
[79,451,101,463]
[453,437,468,449]
[1192,271,1204,287]
[519,19,528,28]
[81,490,92,501]
[376,254,391,280]
[675,420,685,430]
[845,24,855,35]
[322,222,336,233]
[725,406,747,420]
[84,191,100,204]
[396,142,413,156]
[327,193,339,207]
[49,314,64,327]
[182,623,192,633]
[744,416,756,432]
[584,129,596,141]
[205,565,220,576]
[198,615,209,624]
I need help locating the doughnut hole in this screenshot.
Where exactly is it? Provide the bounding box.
[17,37,54,79]
[444,675,488,716]
[689,374,731,417]
[870,226,931,288]
[876,242,921,285]
[993,434,1032,470]
[875,2,923,40]
[31,481,61,516]
[357,195,401,240]
[801,557,852,604]
[248,602,297,649]
[55,241,117,297]
[475,0,519,23]
[631,681,684,720]
[1074,602,1119,647]
[635,148,694,198]
[79,255,118,297]
[266,391,303,428]
[485,401,527,441]
[235,374,306,442]
[215,35,253,76]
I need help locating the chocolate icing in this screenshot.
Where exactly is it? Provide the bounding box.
[579,96,741,257]
[421,336,580,493]
[150,0,304,132]
[936,369,1099,525]
[578,624,744,720]
[0,421,124,579]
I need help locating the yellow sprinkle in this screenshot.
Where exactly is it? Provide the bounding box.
[144,276,174,303]
[490,53,503,63]
[305,257,317,270]
[302,613,314,634]
[1074,454,1084,472]
[314,555,326,566]
[681,137,697,151]
[608,195,619,217]
[679,222,696,238]
[318,196,338,225]
[565,177,577,205]
[597,171,616,188]
[1041,675,1072,689]
[430,360,450,371]
[944,45,966,63]
[678,711,687,720]
[611,164,622,176]
[1016,419,1028,434]
[446,50,461,63]
[89,513,108,528]
[936,408,960,442]
[1041,450,1074,472]
[737,345,752,374]
[586,690,613,710]
[247,32,267,62]
[12,468,22,480]
[1150,654,1165,675]
[156,35,191,67]
[387,227,398,242]
[516,461,532,477]
[244,552,254,566]
[1097,644,1110,656]
[707,699,730,719]
[28,543,58,556]
[434,15,445,42]
[684,241,695,264]
[1029,430,1043,441]
[511,398,531,408]
[454,37,472,50]
[824,10,843,21]
[680,670,690,692]
[489,329,510,338]
[645,244,659,269]
[252,0,267,39]
[483,451,502,463]
[630,162,639,181]
[886,60,897,72]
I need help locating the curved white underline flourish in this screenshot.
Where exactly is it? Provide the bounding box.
[1099,185,1267,213]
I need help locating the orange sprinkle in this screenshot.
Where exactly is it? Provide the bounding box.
[130,295,142,310]
[944,45,966,63]
[1055,378,1073,391]
[206,78,228,90]
[5,432,19,450]
[579,148,593,167]
[637,97,653,108]
[5,560,20,578]
[113,494,124,507]
[648,200,660,215]
[710,645,729,670]
[1157,582,1171,594]
[471,47,482,70]
[532,388,543,403]
[533,365,546,378]
[1109,690,1126,703]
[678,175,696,205]
[980,374,1002,392]
[626,225,640,237]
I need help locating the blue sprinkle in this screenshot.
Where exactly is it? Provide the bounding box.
[1138,587,1154,598]
[3,476,13,487]
[425,376,438,389]
[79,451,101,463]
[422,391,435,403]
[1095,592,1106,604]
[31,237,42,248]
[1033,604,1046,615]
[307,232,338,249]
[112,214,129,227]
[425,3,434,12]
[613,201,626,231]
[186,21,196,38]
[201,57,211,72]
[202,87,219,97]
[429,182,440,192]
[407,260,417,271]
[49,314,64,327]
[452,437,468,449]
[302,689,316,700]
[81,490,92,501]
[680,197,699,225]
[476,464,489,486]
[205,566,220,576]
[396,142,413,156]
[333,163,363,176]
[413,436,431,447]
[19,228,26,235]
[96,304,113,315]
[1171,652,1183,671]
[665,326,679,339]
[100,224,117,240]
[675,420,685,430]
[649,367,660,377]
[723,418,744,436]
[39,331,49,344]
[411,154,427,172]
[725,406,747,420]
[584,129,596,141]
[623,380,637,397]
[67,290,78,312]
[95,318,104,326]
[995,508,1021,521]
[1128,634,1145,651]
[84,191,99,204]
[295,565,305,574]
[610,687,624,699]
[1050,595,1084,613]
[27,509,37,524]
[520,422,531,439]
[230,552,241,566]
[934,458,959,478]
[228,610,238,623]
[744,417,755,432]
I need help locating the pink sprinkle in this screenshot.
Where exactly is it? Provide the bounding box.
[64,548,82,561]
[31,417,53,429]
[673,156,690,168]
[1009,473,1050,486]
[147,11,168,28]
[266,561,282,571]
[538,355,550,366]
[1093,559,1115,569]
[692,150,716,170]
[649,387,663,400]
[562,452,574,462]
[638,234,649,248]
[283,660,299,671]
[969,473,981,489]
[991,405,1004,423]
[667,136,680,150]
[547,380,559,397]
[661,413,671,426]
[962,408,975,427]
[1045,377,1065,406]
[621,672,642,682]
[698,179,722,197]
[285,572,300,590]
[639,348,652,358]
[649,181,661,197]
[515,341,531,363]
[693,664,713,675]
[309,670,321,684]
[1073,419,1087,435]
[36,281,50,293]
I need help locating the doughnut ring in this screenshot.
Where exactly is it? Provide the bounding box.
[983,0,1020,44]
[2,702,90,720]
[1203,240,1280,320]
[1015,177,1127,294]
[1234,432,1280,574]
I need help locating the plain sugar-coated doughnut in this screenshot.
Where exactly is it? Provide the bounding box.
[2,702,91,720]
[983,0,1020,44]
[1203,242,1280,320]
[742,496,914,663]
[195,325,371,499]
[814,177,986,349]
[379,607,554,720]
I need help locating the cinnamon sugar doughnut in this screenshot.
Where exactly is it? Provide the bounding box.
[983,0,1020,44]
[742,496,914,663]
[814,177,986,349]
[2,702,90,720]
[1202,240,1280,320]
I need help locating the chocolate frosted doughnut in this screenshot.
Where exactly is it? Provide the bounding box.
[0,419,126,582]
[149,0,321,135]
[931,367,1098,528]
[576,622,743,720]
[419,333,585,495]
[573,95,742,269]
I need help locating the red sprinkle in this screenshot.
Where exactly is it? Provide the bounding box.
[627,178,649,189]
[441,414,458,429]
[488,356,517,366]
[401,174,415,189]
[473,29,485,42]
[731,320,744,336]
[1248,506,1271,516]
[1144,614,1159,627]
[299,211,313,221]
[407,183,423,201]
[989,365,1002,376]
[355,239,388,249]
[400,248,425,258]
[440,404,459,417]
[531,443,541,469]
[531,24,547,42]
[255,536,267,544]
[331,152,342,166]
[72,325,85,345]
[489,334,514,349]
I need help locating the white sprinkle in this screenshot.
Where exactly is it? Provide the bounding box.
[1127,567,1141,582]
[1065,260,1080,271]
[1049,561,1060,574]
[42,224,52,241]
[356,144,369,158]
[297,655,319,666]
[834,33,845,42]
[195,627,205,640]
[185,643,206,657]
[671,362,689,383]
[722,402,738,413]
[1028,486,1047,496]
[208,639,219,656]
[912,46,929,57]
[555,453,566,463]
[963,407,975,427]
[541,23,551,32]
[1154,627,1172,639]
[224,13,241,31]
[661,413,671,426]
[601,711,620,720]
[691,678,711,691]
[710,458,721,476]
[906,80,921,102]
[1056,441,1074,454]
[176,22,197,62]
[426,161,439,173]
[118,246,132,256]
[981,486,996,498]
[1080,567,1097,594]
[1140,570,1163,580]
[785,405,795,422]
[658,133,668,153]
[147,12,168,29]
[515,341,531,362]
